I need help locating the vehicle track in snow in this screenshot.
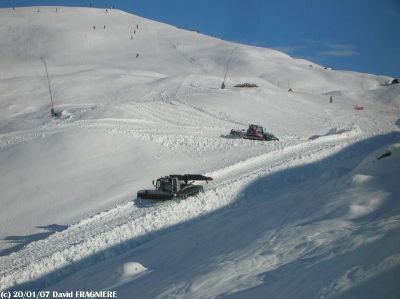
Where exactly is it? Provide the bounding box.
[0,100,240,151]
[0,129,363,291]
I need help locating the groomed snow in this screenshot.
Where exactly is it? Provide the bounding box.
[0,6,399,298]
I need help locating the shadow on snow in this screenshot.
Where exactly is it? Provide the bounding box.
[7,132,400,293]
[0,224,68,257]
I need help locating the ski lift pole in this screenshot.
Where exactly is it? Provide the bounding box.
[221,66,228,88]
[221,66,228,89]
[221,47,236,89]
[40,57,55,115]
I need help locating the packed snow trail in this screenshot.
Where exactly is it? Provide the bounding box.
[3,129,399,291]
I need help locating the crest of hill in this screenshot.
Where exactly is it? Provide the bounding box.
[0,6,390,92]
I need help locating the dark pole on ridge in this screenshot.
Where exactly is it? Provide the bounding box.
[40,57,56,116]
[221,47,236,89]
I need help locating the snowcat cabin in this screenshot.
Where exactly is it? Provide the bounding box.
[155,177,180,193]
[156,178,170,192]
[247,124,264,138]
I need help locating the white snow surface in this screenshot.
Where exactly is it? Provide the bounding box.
[0,6,400,298]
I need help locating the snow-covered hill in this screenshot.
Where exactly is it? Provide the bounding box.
[0,6,399,298]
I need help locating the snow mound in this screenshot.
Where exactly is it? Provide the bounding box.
[309,126,361,141]
[352,174,375,184]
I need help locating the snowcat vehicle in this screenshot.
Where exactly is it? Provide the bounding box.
[230,124,279,141]
[137,174,213,200]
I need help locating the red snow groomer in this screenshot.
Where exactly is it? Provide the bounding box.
[230,124,279,141]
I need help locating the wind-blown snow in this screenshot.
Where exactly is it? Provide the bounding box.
[0,6,399,298]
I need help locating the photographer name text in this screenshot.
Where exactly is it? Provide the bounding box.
[1,290,118,299]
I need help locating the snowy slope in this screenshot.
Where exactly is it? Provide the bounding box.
[45,138,400,299]
[0,6,399,298]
